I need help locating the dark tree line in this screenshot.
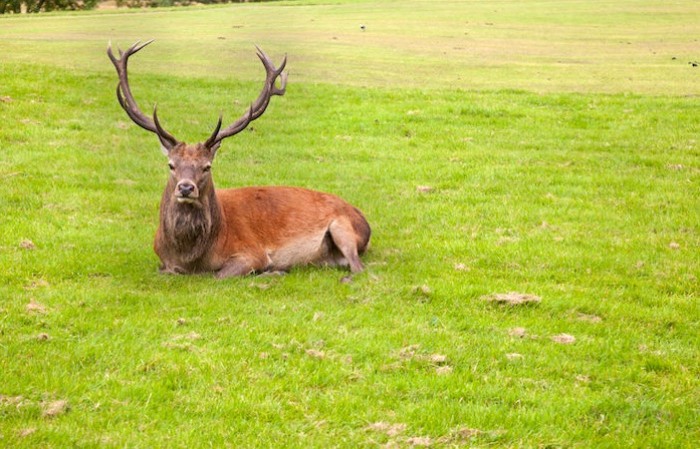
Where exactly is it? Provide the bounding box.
[0,0,276,13]
[0,0,97,13]
[117,0,275,7]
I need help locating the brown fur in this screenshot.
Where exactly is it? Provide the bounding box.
[154,144,370,277]
[156,183,371,277]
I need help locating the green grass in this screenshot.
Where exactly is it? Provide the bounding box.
[1,1,699,447]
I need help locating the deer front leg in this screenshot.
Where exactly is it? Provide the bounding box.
[215,252,270,278]
[159,264,188,275]
[215,258,255,278]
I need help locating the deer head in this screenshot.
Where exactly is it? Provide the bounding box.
[107,40,287,206]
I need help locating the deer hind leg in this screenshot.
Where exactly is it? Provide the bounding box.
[328,218,364,273]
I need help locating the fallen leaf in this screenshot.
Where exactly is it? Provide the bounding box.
[506,353,524,360]
[20,239,36,250]
[669,242,681,250]
[37,333,50,341]
[416,185,434,193]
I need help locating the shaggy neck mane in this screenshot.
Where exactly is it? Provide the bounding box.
[160,184,221,265]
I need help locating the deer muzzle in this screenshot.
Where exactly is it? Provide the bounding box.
[175,180,199,203]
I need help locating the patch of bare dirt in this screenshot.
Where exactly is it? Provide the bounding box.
[36,333,50,341]
[42,399,68,418]
[412,285,431,296]
[437,427,483,444]
[164,332,202,351]
[575,374,591,384]
[20,239,35,250]
[0,395,25,406]
[435,365,453,375]
[508,327,527,337]
[406,436,432,446]
[482,292,541,305]
[551,333,576,344]
[429,354,447,364]
[577,313,602,323]
[305,349,325,359]
[19,428,36,438]
[25,279,50,290]
[365,422,407,437]
[453,263,470,271]
[397,345,451,374]
[26,299,48,314]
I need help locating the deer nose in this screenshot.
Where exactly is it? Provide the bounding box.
[177,181,196,197]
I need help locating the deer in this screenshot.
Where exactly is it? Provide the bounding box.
[107,41,371,278]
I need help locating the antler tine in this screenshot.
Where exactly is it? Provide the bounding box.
[107,40,179,150]
[210,47,287,147]
[204,114,224,149]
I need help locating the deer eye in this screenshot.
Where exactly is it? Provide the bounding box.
[203,165,211,173]
[168,162,175,170]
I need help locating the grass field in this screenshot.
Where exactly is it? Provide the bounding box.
[1,1,699,447]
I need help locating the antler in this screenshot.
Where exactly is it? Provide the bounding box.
[204,46,287,151]
[107,40,179,150]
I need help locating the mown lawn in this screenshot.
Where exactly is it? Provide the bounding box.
[1,1,698,447]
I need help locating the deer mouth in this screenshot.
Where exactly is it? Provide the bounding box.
[175,195,200,205]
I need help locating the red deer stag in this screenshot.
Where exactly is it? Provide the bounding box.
[107,41,370,278]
